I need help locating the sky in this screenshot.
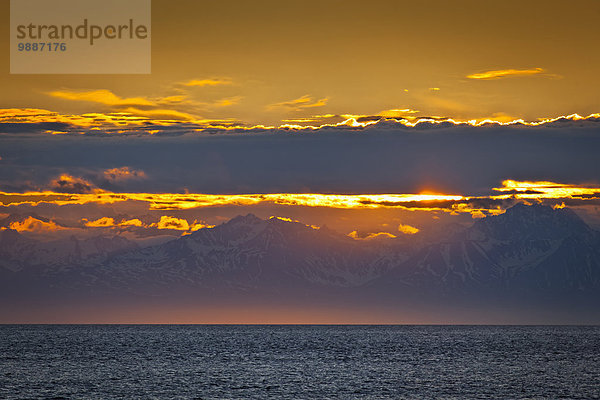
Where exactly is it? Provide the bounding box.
[1,0,600,125]
[1,0,600,241]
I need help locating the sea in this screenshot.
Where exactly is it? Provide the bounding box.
[1,325,599,399]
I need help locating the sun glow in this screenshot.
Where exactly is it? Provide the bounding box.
[0,191,463,210]
[491,180,600,200]
[1,181,599,218]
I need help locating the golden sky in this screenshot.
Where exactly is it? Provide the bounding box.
[1,0,600,239]
[3,1,600,326]
[1,0,599,127]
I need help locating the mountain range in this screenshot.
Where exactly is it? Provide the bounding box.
[1,203,599,321]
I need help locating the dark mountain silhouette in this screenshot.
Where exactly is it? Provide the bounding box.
[374,204,600,297]
[1,204,598,321]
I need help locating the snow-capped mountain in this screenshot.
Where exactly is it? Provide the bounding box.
[1,204,599,305]
[379,204,600,295]
[0,229,139,273]
[63,214,409,294]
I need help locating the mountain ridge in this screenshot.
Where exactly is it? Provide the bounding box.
[1,204,598,311]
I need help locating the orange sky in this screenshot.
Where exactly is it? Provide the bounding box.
[3,0,600,326]
[1,0,599,127]
[1,0,600,237]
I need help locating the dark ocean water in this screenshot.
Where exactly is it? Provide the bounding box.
[1,325,599,400]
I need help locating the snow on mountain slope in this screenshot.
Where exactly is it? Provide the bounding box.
[73,214,408,294]
[0,229,139,273]
[382,204,600,294]
[1,205,598,301]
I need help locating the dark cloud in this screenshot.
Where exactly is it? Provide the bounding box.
[1,120,599,195]
[0,122,75,134]
[49,175,95,194]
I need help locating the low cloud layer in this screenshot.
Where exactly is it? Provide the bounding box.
[1,117,599,195]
